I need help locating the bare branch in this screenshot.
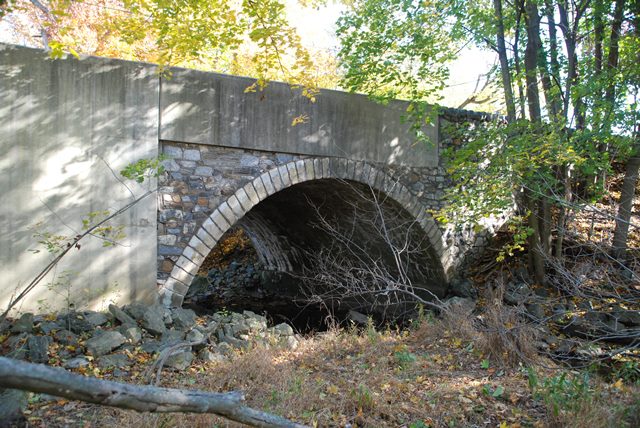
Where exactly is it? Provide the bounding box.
[0,357,307,428]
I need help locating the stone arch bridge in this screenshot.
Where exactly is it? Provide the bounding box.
[0,44,498,313]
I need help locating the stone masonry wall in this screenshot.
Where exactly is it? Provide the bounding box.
[156,142,451,288]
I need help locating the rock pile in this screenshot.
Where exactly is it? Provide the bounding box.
[1,304,299,374]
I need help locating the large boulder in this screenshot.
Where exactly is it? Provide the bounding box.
[27,335,52,363]
[109,304,136,326]
[85,331,126,356]
[11,313,33,333]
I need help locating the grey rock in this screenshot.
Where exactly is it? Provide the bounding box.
[85,331,126,356]
[526,303,545,320]
[171,308,197,330]
[159,209,184,223]
[347,310,369,326]
[165,351,194,370]
[183,149,201,161]
[60,313,95,334]
[273,323,294,336]
[83,311,109,327]
[239,154,260,168]
[64,356,90,369]
[140,340,161,354]
[163,308,173,326]
[186,329,205,344]
[614,309,640,326]
[161,329,185,345]
[556,340,574,355]
[194,166,213,176]
[605,318,626,333]
[504,282,532,305]
[124,303,147,321]
[281,335,299,350]
[11,313,34,333]
[232,321,250,336]
[197,348,226,363]
[5,333,28,360]
[109,304,136,326]
[97,353,132,369]
[244,317,267,332]
[38,321,62,334]
[163,145,183,159]
[159,245,184,256]
[442,296,476,313]
[450,278,477,299]
[576,344,605,359]
[27,335,51,363]
[243,310,267,325]
[140,305,167,336]
[216,342,235,356]
[54,329,79,346]
[161,159,180,172]
[275,153,294,164]
[0,388,28,425]
[120,326,142,344]
[221,335,251,350]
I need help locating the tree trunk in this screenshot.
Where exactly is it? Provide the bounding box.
[610,0,637,259]
[526,190,546,285]
[513,0,527,118]
[612,144,640,259]
[493,0,517,122]
[0,357,307,428]
[524,0,542,121]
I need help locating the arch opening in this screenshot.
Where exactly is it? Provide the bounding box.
[183,178,447,331]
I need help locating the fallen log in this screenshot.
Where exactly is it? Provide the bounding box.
[0,357,307,428]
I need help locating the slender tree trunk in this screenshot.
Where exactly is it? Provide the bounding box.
[612,138,640,259]
[555,164,571,258]
[526,189,546,285]
[524,0,542,121]
[612,2,638,259]
[493,0,517,122]
[523,0,547,284]
[514,1,527,118]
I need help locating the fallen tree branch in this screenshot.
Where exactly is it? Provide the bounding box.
[0,357,308,428]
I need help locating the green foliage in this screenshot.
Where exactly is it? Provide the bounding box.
[527,368,594,416]
[613,360,640,385]
[482,384,505,398]
[394,347,417,369]
[119,155,167,184]
[81,211,126,247]
[29,223,73,255]
[337,0,465,102]
[350,384,375,410]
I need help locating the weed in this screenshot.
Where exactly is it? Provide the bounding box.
[613,360,640,384]
[394,346,417,369]
[351,384,375,411]
[527,368,593,416]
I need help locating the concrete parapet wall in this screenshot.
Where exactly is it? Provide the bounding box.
[0,44,159,313]
[160,68,439,168]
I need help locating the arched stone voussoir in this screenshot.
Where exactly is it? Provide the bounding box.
[162,157,449,307]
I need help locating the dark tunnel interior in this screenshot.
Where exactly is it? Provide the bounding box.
[186,178,446,330]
